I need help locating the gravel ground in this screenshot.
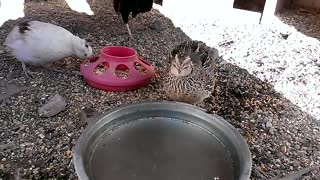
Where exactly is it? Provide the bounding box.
[0,1,319,179]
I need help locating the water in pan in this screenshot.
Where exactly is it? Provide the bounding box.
[89,117,235,180]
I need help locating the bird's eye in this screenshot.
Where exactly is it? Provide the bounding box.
[85,44,88,48]
[85,53,87,56]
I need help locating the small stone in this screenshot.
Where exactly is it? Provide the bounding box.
[20,142,33,147]
[260,163,266,169]
[79,107,101,127]
[281,145,288,153]
[149,20,164,31]
[0,50,4,54]
[296,150,307,156]
[266,121,272,128]
[294,144,300,150]
[38,133,45,139]
[280,33,290,40]
[65,150,72,158]
[274,159,281,164]
[269,128,275,134]
[0,81,27,100]
[38,94,67,117]
[293,161,300,168]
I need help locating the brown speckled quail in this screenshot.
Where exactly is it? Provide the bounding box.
[163,40,219,104]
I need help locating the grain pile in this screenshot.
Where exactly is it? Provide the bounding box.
[0,0,319,179]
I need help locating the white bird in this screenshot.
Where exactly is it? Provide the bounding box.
[4,20,93,77]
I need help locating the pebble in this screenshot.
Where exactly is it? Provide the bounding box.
[266,121,273,128]
[149,20,165,31]
[33,170,39,174]
[297,150,307,156]
[38,94,67,117]
[274,159,281,164]
[269,128,275,134]
[79,107,101,127]
[0,81,27,100]
[38,133,45,139]
[281,145,288,153]
[0,50,4,54]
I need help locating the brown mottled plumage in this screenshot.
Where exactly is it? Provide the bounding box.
[163,40,219,104]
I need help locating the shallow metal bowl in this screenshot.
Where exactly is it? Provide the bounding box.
[73,101,252,180]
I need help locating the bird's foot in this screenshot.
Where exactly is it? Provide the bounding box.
[24,71,37,79]
[46,67,65,74]
[23,69,37,79]
[21,62,37,78]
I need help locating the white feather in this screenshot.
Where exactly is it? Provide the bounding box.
[4,21,93,66]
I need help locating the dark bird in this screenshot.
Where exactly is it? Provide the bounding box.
[113,0,163,39]
[163,40,219,104]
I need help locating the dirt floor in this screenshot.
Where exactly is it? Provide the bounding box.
[0,0,319,179]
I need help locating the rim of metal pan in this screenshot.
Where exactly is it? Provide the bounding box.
[73,100,252,180]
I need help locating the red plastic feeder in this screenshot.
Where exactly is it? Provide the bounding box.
[80,46,155,91]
